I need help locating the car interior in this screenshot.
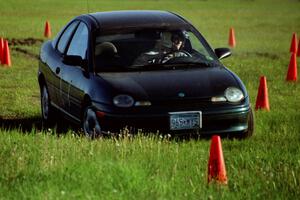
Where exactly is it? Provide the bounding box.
[94,30,194,71]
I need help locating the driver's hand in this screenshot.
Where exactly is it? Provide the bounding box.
[148,58,157,64]
[161,54,174,63]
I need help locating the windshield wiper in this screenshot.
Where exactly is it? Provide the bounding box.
[130,63,169,70]
[172,61,211,67]
[177,59,223,67]
[129,62,208,71]
[159,60,217,69]
[129,58,221,70]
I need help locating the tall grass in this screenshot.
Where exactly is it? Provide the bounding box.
[0,130,299,199]
[0,0,299,199]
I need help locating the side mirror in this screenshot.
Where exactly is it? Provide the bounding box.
[215,48,231,60]
[63,55,88,70]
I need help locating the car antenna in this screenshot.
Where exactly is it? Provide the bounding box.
[86,0,90,13]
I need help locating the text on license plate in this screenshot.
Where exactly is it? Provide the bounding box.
[169,111,202,130]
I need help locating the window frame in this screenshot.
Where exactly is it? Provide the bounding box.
[53,20,92,72]
[54,20,80,55]
[66,22,89,60]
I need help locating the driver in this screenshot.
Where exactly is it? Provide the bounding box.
[162,31,191,63]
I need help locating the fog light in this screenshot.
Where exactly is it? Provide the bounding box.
[134,101,152,106]
[96,111,105,118]
[211,96,227,102]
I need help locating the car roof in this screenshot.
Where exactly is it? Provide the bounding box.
[80,10,191,32]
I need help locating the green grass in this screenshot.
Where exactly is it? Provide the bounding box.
[0,131,299,199]
[0,0,300,199]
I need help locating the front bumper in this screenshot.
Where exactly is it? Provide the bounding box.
[92,101,251,136]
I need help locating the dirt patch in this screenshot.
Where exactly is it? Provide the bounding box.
[11,47,39,60]
[239,52,280,60]
[8,38,44,46]
[7,37,44,60]
[252,52,280,60]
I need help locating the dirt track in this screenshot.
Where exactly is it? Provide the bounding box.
[7,37,44,60]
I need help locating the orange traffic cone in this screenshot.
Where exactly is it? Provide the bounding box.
[255,76,270,111]
[286,53,298,82]
[207,135,228,185]
[0,38,4,64]
[228,27,236,48]
[290,33,297,53]
[297,39,300,57]
[2,40,11,67]
[44,21,52,38]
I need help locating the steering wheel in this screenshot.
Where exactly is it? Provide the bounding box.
[161,50,192,63]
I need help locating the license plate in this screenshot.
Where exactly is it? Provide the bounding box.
[169,111,202,130]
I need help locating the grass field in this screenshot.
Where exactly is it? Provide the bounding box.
[0,0,300,199]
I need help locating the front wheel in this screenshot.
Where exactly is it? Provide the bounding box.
[242,107,254,138]
[41,85,55,126]
[82,107,102,139]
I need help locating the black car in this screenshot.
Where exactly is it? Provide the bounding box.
[38,10,254,138]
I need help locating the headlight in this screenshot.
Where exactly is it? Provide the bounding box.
[113,95,134,107]
[224,87,244,103]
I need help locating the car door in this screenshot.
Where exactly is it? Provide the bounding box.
[52,21,80,109]
[59,22,89,121]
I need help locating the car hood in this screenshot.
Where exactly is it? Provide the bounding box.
[97,66,241,100]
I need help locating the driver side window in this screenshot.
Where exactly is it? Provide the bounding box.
[67,23,89,60]
[57,21,79,54]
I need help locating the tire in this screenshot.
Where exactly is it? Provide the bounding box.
[41,85,55,126]
[82,106,102,139]
[242,107,254,138]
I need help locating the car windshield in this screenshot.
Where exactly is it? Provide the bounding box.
[94,29,218,72]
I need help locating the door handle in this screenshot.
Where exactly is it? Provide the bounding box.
[55,67,60,74]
